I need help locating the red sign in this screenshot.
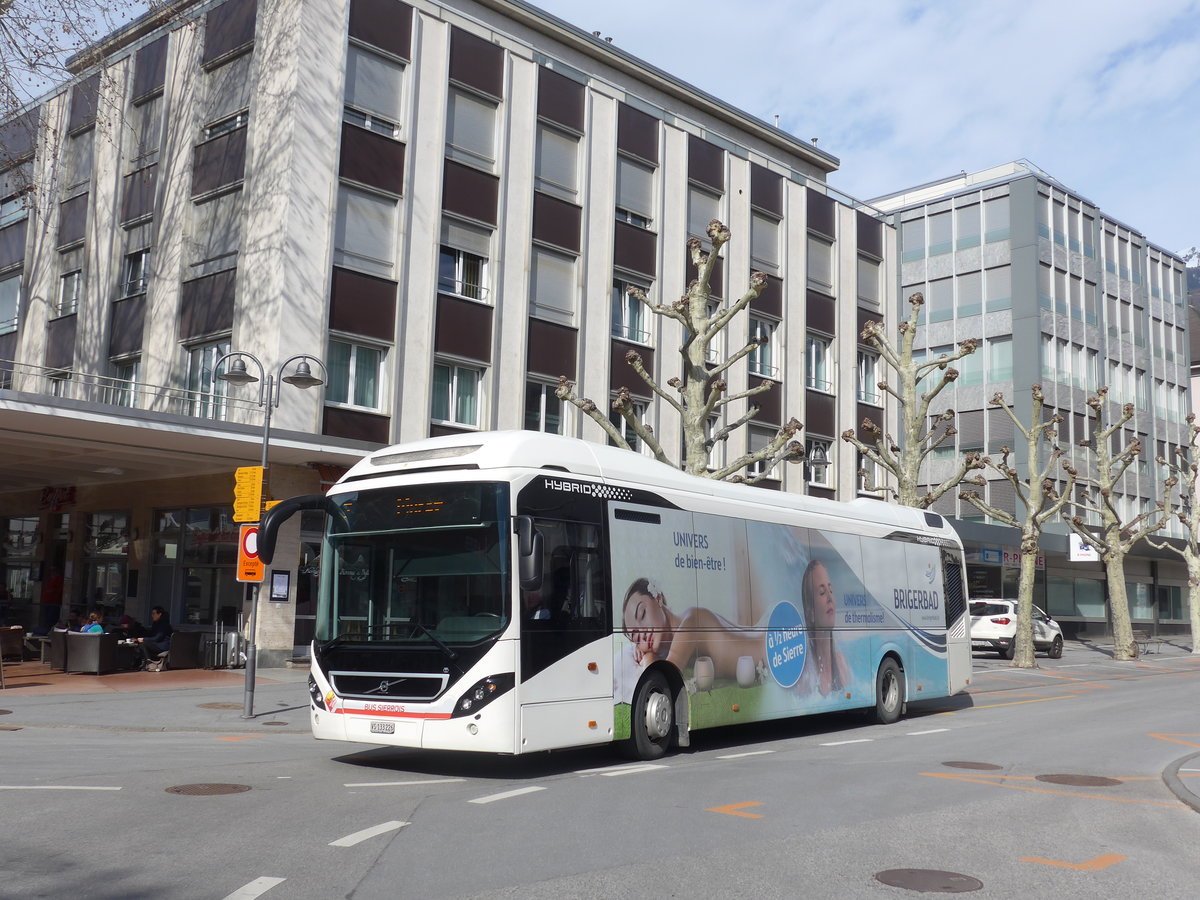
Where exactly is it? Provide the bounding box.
[237,524,265,583]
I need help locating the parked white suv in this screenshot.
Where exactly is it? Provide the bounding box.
[969,599,1063,659]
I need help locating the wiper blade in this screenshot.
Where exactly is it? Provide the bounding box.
[410,620,459,665]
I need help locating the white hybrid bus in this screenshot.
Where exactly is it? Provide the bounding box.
[260,431,971,759]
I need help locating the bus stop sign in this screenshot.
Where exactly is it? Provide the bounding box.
[237,524,265,583]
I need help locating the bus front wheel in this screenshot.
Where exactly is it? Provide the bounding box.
[623,669,675,760]
[874,658,904,725]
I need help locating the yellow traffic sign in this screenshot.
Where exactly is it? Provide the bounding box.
[233,466,264,523]
[237,524,265,583]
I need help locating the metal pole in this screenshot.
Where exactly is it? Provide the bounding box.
[242,375,274,719]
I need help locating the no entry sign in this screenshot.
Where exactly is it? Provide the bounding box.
[237,524,265,583]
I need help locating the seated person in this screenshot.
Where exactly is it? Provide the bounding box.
[135,606,173,666]
[115,615,145,640]
[80,610,106,634]
[57,607,84,632]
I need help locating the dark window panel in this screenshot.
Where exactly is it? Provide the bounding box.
[429,422,471,439]
[617,103,658,163]
[67,74,100,134]
[609,339,654,397]
[442,160,499,226]
[109,294,146,356]
[805,390,835,436]
[751,383,781,426]
[435,294,492,363]
[857,210,882,258]
[120,165,157,224]
[751,273,782,318]
[807,289,835,335]
[57,193,89,248]
[191,128,247,196]
[807,188,836,238]
[613,221,656,277]
[348,0,413,60]
[0,332,16,368]
[324,406,390,443]
[329,267,396,341]
[0,220,27,269]
[688,135,723,192]
[203,0,258,67]
[339,124,405,195]
[179,269,236,339]
[532,192,581,253]
[45,314,76,369]
[132,35,169,101]
[856,307,882,344]
[449,27,503,98]
[808,486,836,500]
[683,253,724,299]
[857,404,881,439]
[0,108,39,167]
[537,67,584,132]
[750,163,782,217]
[527,318,577,378]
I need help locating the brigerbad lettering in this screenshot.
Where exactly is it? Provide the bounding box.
[893,588,940,610]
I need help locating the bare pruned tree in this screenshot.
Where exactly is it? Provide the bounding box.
[556,220,805,482]
[841,291,984,507]
[1064,388,1166,661]
[1146,412,1200,654]
[959,385,1076,667]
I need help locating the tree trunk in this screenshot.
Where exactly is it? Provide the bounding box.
[1105,553,1137,661]
[1011,544,1039,668]
[1188,557,1200,655]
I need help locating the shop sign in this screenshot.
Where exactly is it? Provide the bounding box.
[1001,547,1044,569]
[39,485,76,511]
[1069,533,1100,562]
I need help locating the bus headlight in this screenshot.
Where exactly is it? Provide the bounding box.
[451,673,514,718]
[308,675,327,710]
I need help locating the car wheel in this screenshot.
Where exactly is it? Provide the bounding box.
[1002,640,1016,660]
[1048,635,1063,659]
[874,658,904,725]
[621,669,675,760]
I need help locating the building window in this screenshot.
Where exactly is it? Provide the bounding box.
[56,269,81,317]
[333,184,397,277]
[984,195,1009,243]
[806,234,833,292]
[687,185,720,240]
[535,122,579,202]
[900,218,923,262]
[926,277,953,323]
[986,337,1012,383]
[857,351,880,404]
[750,211,780,273]
[0,192,27,228]
[609,399,648,453]
[955,204,981,250]
[984,265,1011,312]
[530,245,576,325]
[0,271,20,334]
[186,341,230,420]
[108,358,140,408]
[122,249,150,297]
[956,345,983,387]
[857,452,883,495]
[525,380,563,434]
[746,425,774,479]
[615,155,654,228]
[857,255,880,305]
[438,246,487,301]
[432,361,481,427]
[62,130,94,195]
[957,271,982,318]
[806,334,831,392]
[327,339,382,411]
[749,317,778,378]
[612,276,651,343]
[344,44,404,138]
[130,95,163,164]
[446,87,496,170]
[204,110,248,140]
[927,211,951,256]
[806,437,832,487]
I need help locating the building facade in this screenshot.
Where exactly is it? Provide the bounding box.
[874,162,1192,639]
[0,0,894,663]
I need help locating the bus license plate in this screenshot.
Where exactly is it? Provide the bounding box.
[370,721,395,734]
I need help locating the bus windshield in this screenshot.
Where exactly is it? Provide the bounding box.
[315,482,511,646]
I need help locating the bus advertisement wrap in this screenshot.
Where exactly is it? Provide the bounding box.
[611,504,948,737]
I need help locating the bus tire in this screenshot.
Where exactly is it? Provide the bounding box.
[622,669,675,760]
[874,658,904,725]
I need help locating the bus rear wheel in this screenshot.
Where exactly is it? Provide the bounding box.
[622,669,675,760]
[874,658,904,725]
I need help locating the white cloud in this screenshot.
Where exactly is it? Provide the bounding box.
[532,0,1200,251]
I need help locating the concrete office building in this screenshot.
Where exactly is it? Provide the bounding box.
[0,0,894,663]
[873,161,1192,639]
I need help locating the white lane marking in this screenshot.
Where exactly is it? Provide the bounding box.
[575,762,668,776]
[470,786,546,804]
[718,750,776,759]
[329,820,407,847]
[820,739,872,746]
[907,728,950,735]
[1180,768,1200,773]
[344,778,465,788]
[222,876,286,900]
[0,785,122,791]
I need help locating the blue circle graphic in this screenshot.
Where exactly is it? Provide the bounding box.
[766,601,807,688]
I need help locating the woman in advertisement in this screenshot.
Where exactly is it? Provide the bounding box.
[797,559,853,696]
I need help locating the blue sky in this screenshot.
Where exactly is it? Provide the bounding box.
[532,0,1200,254]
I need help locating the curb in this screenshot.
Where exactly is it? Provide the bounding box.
[1163,751,1200,814]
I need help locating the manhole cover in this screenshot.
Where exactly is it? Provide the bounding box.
[197,702,243,710]
[943,761,1003,770]
[1035,773,1121,787]
[263,721,287,726]
[0,709,12,715]
[875,869,983,893]
[165,783,252,796]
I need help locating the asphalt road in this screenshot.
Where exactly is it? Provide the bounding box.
[1,645,1198,899]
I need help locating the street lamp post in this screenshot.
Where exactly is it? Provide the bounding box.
[214,351,326,719]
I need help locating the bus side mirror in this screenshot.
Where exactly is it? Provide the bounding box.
[514,516,543,591]
[259,494,329,564]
